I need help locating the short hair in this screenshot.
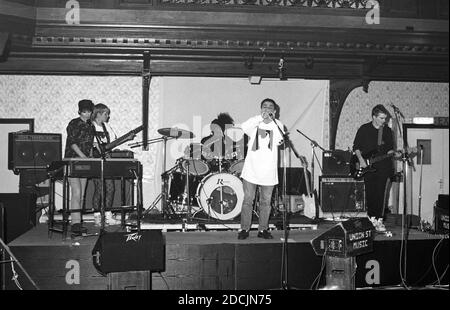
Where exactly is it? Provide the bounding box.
[77,99,94,114]
[91,103,110,121]
[371,104,390,117]
[260,98,276,109]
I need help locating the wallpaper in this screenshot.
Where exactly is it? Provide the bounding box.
[336,81,449,151]
[0,75,162,182]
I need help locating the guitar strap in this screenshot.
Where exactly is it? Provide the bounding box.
[101,123,111,144]
[377,125,383,149]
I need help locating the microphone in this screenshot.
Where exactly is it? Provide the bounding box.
[268,112,275,119]
[390,103,405,119]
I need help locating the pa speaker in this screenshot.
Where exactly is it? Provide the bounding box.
[92,230,165,274]
[320,176,366,213]
[277,167,311,196]
[8,132,62,171]
[0,193,37,243]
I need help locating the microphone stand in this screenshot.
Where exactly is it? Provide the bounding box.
[131,136,176,217]
[269,115,293,290]
[390,105,414,288]
[296,129,326,219]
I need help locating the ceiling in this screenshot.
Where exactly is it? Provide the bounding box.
[0,0,448,81]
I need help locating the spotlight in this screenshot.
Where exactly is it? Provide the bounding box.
[278,57,287,80]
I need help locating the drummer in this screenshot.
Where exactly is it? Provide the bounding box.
[201,113,235,170]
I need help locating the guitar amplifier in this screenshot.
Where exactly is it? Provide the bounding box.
[322,150,351,176]
[320,176,366,214]
[8,132,62,171]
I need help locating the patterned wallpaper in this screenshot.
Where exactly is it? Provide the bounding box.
[0,75,162,181]
[1,76,447,208]
[335,81,449,151]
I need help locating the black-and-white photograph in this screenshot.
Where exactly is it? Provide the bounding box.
[0,0,448,296]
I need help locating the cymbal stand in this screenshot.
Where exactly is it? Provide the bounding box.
[131,136,176,217]
[182,160,192,224]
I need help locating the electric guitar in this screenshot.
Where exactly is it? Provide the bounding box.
[102,125,144,153]
[299,156,318,219]
[350,147,417,180]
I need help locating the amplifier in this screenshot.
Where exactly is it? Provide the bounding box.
[320,176,366,214]
[322,150,351,176]
[8,132,62,171]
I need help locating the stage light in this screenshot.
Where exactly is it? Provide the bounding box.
[278,57,287,80]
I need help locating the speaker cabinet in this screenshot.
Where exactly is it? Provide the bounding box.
[8,133,62,171]
[92,230,165,274]
[322,150,352,176]
[0,193,37,243]
[320,176,366,215]
[277,167,310,196]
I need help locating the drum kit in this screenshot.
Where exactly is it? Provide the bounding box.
[142,126,247,221]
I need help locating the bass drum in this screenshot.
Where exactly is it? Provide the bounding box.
[196,172,244,221]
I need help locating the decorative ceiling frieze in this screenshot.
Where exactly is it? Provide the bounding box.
[0,0,447,81]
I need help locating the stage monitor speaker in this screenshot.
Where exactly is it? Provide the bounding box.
[92,230,165,274]
[322,150,352,176]
[320,176,366,214]
[277,167,310,196]
[310,217,374,257]
[0,193,37,243]
[8,132,62,171]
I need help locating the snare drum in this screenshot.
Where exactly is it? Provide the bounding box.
[196,172,244,221]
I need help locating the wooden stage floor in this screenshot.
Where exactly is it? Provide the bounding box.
[3,215,449,290]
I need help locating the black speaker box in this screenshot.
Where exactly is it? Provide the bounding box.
[320,176,366,213]
[310,217,374,257]
[322,150,352,176]
[8,132,62,171]
[92,230,165,274]
[0,193,37,243]
[277,167,311,196]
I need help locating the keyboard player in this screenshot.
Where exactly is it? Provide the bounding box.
[64,99,95,235]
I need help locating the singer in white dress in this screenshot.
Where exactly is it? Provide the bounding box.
[238,98,285,240]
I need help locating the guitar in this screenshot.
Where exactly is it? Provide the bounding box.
[102,125,144,153]
[299,155,318,219]
[350,147,417,180]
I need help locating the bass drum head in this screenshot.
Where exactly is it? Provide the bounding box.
[196,172,243,221]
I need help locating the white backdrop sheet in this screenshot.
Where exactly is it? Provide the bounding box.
[152,77,329,208]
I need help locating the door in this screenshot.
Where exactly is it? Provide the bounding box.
[404,126,449,225]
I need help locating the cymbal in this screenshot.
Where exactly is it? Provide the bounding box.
[157,127,195,139]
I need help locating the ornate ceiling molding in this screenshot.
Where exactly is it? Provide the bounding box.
[0,0,447,80]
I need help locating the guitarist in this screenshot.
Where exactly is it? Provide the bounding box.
[353,104,394,232]
[91,103,116,225]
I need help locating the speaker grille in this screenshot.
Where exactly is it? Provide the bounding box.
[8,133,62,170]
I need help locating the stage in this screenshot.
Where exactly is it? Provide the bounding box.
[3,214,449,290]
